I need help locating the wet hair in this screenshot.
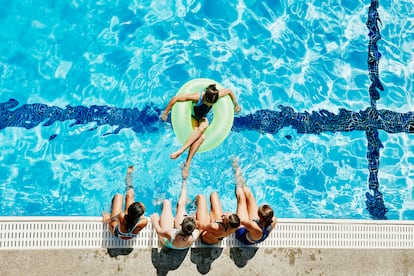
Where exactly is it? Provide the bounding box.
[258,204,274,227]
[125,202,145,231]
[180,217,196,238]
[227,214,241,229]
[204,84,219,104]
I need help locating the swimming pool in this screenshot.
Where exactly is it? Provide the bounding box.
[0,0,413,220]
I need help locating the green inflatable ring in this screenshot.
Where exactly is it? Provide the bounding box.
[171,78,234,153]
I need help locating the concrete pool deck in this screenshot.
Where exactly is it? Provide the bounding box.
[1,217,414,275]
[1,247,414,275]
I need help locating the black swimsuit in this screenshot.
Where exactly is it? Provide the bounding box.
[192,90,212,119]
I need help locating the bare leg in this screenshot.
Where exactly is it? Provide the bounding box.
[102,194,123,233]
[125,165,134,191]
[243,186,259,220]
[124,189,135,214]
[235,186,249,222]
[195,194,209,226]
[174,179,188,227]
[159,199,174,231]
[232,158,246,188]
[170,127,203,159]
[124,166,135,213]
[233,158,249,222]
[182,134,205,179]
[232,158,259,220]
[170,118,208,160]
[209,192,223,221]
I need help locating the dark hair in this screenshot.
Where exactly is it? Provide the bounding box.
[228,214,241,229]
[204,84,219,104]
[258,204,274,227]
[125,202,145,231]
[180,217,196,237]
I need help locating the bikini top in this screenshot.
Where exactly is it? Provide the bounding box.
[162,228,194,250]
[114,218,142,240]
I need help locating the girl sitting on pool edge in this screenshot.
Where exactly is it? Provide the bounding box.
[160,84,241,179]
[232,158,277,245]
[151,179,200,249]
[102,166,148,240]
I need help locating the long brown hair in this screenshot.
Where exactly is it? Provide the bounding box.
[125,202,145,231]
[228,214,241,229]
[258,204,274,227]
[204,84,219,104]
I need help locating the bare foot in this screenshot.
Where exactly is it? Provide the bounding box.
[232,157,239,171]
[102,212,110,224]
[182,164,189,179]
[127,165,134,174]
[170,150,182,159]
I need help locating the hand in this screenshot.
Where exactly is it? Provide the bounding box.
[102,212,110,224]
[151,213,160,223]
[234,103,241,113]
[160,112,168,121]
[232,157,239,170]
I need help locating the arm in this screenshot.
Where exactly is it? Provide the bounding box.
[191,229,200,240]
[240,219,262,236]
[160,93,200,121]
[218,89,241,113]
[134,217,149,232]
[196,221,219,232]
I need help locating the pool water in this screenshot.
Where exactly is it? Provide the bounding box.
[0,0,413,220]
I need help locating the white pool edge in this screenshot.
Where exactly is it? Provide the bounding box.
[1,217,413,250]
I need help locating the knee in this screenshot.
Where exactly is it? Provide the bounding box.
[199,121,209,132]
[126,189,135,198]
[113,194,123,202]
[196,194,205,203]
[210,191,218,201]
[162,199,171,209]
[235,189,246,203]
[243,187,254,198]
[193,134,205,146]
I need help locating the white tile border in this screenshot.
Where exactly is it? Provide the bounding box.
[0,217,413,250]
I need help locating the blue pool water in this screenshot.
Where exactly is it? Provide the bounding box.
[0,0,413,220]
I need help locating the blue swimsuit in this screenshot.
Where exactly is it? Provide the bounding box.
[235,219,273,245]
[192,90,212,119]
[114,219,141,240]
[162,229,195,250]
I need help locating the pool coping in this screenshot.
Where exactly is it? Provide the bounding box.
[1,217,413,250]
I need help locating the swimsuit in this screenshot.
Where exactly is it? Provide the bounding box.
[200,220,227,245]
[192,90,212,119]
[114,218,142,240]
[235,219,273,245]
[162,229,194,250]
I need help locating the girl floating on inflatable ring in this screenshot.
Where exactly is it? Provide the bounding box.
[160,83,241,179]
